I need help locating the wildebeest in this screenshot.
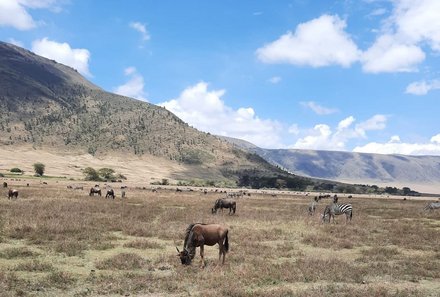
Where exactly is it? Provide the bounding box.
[211,198,236,215]
[3,182,7,188]
[8,189,18,199]
[89,187,101,196]
[424,202,440,211]
[105,189,115,199]
[176,223,229,268]
[121,190,126,198]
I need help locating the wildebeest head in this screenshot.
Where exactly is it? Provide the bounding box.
[176,247,192,265]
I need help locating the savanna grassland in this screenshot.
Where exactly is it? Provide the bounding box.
[0,181,439,297]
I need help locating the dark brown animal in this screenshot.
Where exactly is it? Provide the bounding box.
[8,189,18,199]
[176,223,229,268]
[211,198,236,215]
[89,187,101,196]
[105,189,115,199]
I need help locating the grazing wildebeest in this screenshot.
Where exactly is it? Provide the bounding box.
[89,187,101,196]
[424,202,440,211]
[211,198,236,215]
[3,182,8,188]
[121,190,126,198]
[105,189,115,199]
[176,188,183,192]
[8,189,18,199]
[176,223,229,268]
[322,203,353,224]
[67,185,73,189]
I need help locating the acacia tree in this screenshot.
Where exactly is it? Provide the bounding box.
[33,162,45,176]
[83,167,100,181]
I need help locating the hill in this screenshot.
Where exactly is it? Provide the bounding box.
[221,136,440,193]
[0,41,308,187]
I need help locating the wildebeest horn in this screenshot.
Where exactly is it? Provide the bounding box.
[176,246,180,253]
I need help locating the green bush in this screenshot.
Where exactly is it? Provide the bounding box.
[10,168,23,174]
[33,162,45,176]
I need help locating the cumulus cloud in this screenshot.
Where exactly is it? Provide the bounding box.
[361,34,425,73]
[129,22,150,41]
[292,115,388,150]
[301,101,338,115]
[256,14,360,68]
[159,82,283,148]
[405,79,440,95]
[353,133,440,156]
[31,38,91,76]
[362,0,440,73]
[0,0,62,30]
[113,67,147,101]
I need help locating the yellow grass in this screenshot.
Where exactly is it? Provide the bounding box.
[0,179,439,296]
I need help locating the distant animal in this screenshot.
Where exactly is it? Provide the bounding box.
[89,187,101,196]
[121,190,126,198]
[121,185,127,189]
[8,189,18,199]
[176,223,229,268]
[322,203,353,224]
[211,198,236,215]
[3,182,7,188]
[176,188,183,192]
[424,202,440,211]
[42,182,47,185]
[308,196,319,215]
[67,185,73,189]
[105,189,115,199]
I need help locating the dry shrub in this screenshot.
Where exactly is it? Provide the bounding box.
[0,247,37,259]
[13,259,54,272]
[95,253,149,270]
[123,239,164,249]
[53,240,87,256]
[44,271,76,290]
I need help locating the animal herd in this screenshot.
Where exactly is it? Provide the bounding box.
[2,181,440,268]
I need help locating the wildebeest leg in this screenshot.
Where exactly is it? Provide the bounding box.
[200,245,205,268]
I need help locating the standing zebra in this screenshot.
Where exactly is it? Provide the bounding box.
[308,196,319,215]
[424,202,440,211]
[322,203,353,224]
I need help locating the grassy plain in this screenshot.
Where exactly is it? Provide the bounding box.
[0,180,439,297]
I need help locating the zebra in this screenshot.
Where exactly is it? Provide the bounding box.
[424,202,440,211]
[321,203,353,224]
[308,196,319,215]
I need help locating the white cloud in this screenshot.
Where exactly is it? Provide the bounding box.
[288,124,299,135]
[392,0,440,51]
[0,0,61,30]
[292,114,388,150]
[31,38,91,76]
[114,67,147,101]
[256,14,361,68]
[268,76,281,84]
[354,134,440,156]
[159,82,283,148]
[8,38,24,47]
[361,34,425,73]
[301,101,338,115]
[0,0,36,30]
[129,22,150,41]
[405,79,440,95]
[362,0,440,73]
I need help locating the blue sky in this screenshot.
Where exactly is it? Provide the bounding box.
[1,0,440,155]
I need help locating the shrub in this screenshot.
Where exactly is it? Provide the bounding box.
[83,167,101,181]
[10,168,23,174]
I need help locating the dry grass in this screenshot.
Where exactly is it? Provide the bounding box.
[0,182,439,296]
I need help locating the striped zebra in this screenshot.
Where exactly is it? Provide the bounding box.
[321,203,353,223]
[424,202,440,211]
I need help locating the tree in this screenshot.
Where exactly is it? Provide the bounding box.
[98,168,115,180]
[33,163,45,176]
[83,167,100,181]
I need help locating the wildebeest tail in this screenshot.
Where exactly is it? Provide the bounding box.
[224,230,229,253]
